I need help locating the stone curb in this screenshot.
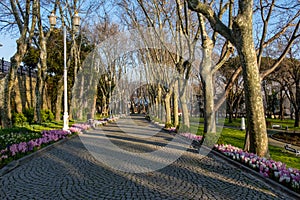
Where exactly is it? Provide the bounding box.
[0,134,78,177]
[211,149,300,200]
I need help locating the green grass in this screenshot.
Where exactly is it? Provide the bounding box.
[220,128,246,147]
[16,120,77,132]
[266,118,300,131]
[191,116,300,130]
[0,121,66,149]
[269,145,300,170]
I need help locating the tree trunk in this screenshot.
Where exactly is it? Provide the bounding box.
[2,41,27,127]
[294,79,300,127]
[173,80,179,128]
[2,66,16,127]
[201,73,216,133]
[178,78,190,129]
[165,91,172,126]
[235,94,242,118]
[157,86,163,121]
[69,39,79,120]
[188,0,270,158]
[29,70,34,108]
[35,66,42,123]
[228,102,233,123]
[90,93,97,119]
[42,82,50,110]
[35,38,47,123]
[232,5,269,157]
[279,89,284,120]
[102,95,107,116]
[17,75,27,112]
[55,79,63,121]
[200,33,216,134]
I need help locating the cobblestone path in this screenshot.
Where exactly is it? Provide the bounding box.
[0,115,294,199]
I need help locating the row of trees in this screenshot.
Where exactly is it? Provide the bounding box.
[0,0,299,158]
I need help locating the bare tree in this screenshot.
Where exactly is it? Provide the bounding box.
[188,0,299,156]
[188,0,270,157]
[34,0,58,123]
[0,0,38,127]
[281,54,300,127]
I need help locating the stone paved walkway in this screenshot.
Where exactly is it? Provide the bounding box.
[0,115,295,199]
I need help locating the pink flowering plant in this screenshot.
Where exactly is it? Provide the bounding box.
[69,123,90,133]
[214,144,300,193]
[180,132,203,141]
[0,123,91,168]
[0,130,72,167]
[0,117,120,168]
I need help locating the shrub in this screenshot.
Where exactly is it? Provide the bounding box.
[23,108,34,124]
[41,109,54,122]
[12,112,27,126]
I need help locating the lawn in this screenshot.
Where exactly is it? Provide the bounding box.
[191,116,300,131]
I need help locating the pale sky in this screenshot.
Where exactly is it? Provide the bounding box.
[0,33,17,61]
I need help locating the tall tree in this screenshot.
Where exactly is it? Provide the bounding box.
[34,0,58,123]
[188,0,270,157]
[1,0,38,127]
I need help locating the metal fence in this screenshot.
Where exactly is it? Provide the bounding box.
[0,58,37,77]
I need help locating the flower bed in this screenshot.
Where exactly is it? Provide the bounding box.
[69,123,91,133]
[180,132,203,141]
[214,144,300,193]
[0,123,90,168]
[0,117,121,169]
[87,117,120,128]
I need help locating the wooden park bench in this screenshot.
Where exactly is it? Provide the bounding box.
[284,144,300,156]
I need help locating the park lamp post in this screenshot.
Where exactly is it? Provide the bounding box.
[49,11,80,130]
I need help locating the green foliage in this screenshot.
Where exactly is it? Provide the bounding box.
[12,112,27,126]
[0,131,41,149]
[23,108,34,124]
[23,46,39,69]
[41,109,54,122]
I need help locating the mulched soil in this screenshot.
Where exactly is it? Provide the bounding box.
[272,132,300,146]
